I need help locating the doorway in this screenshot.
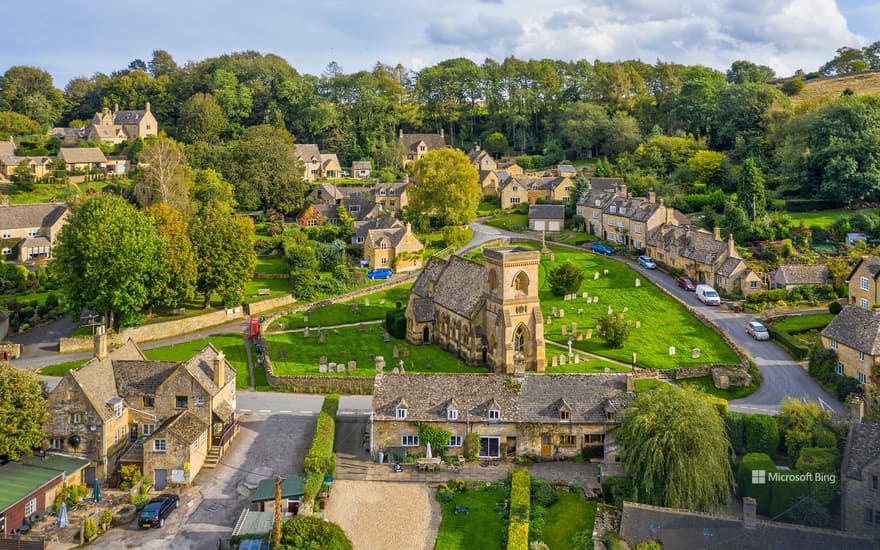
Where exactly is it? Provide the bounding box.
[541,435,552,457]
[154,469,167,490]
[479,437,501,458]
[84,467,96,486]
[130,423,138,443]
[423,326,430,343]
[288,500,299,515]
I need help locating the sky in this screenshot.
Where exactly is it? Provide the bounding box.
[0,0,878,88]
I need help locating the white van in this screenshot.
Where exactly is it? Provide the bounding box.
[695,284,721,306]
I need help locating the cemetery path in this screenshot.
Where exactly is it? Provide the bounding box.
[266,319,384,335]
[544,339,632,368]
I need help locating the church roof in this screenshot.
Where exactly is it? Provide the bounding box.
[431,256,486,319]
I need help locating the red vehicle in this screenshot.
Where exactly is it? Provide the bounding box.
[676,277,697,291]
[249,317,260,340]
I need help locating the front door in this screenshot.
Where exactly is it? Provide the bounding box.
[423,326,430,343]
[84,467,96,486]
[482,346,488,363]
[155,469,167,490]
[130,423,138,442]
[506,437,517,457]
[288,500,299,515]
[541,435,552,457]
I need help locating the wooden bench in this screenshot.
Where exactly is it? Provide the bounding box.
[257,288,271,296]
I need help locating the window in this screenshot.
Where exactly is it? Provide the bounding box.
[24,498,36,517]
[396,407,407,419]
[859,372,867,384]
[71,413,81,424]
[348,205,360,213]
[560,410,570,421]
[401,435,419,446]
[510,197,521,205]
[585,433,605,445]
[605,411,617,422]
[861,298,870,310]
[114,402,123,418]
[448,435,462,447]
[388,189,396,196]
[380,241,388,249]
[836,363,844,375]
[196,397,205,406]
[1,247,10,256]
[620,208,626,216]
[634,225,642,234]
[200,431,207,444]
[609,206,617,213]
[1,232,10,239]
[634,240,642,249]
[860,351,865,361]
[873,475,878,491]
[617,221,624,228]
[861,277,870,291]
[153,439,167,452]
[867,508,875,524]
[27,228,40,237]
[479,436,501,458]
[176,396,188,409]
[307,219,318,227]
[381,257,388,265]
[750,281,759,289]
[607,219,614,226]
[48,438,63,450]
[142,424,154,436]
[193,437,200,451]
[592,212,599,219]
[389,200,396,207]
[830,340,837,350]
[488,409,500,421]
[114,431,118,445]
[144,397,155,408]
[447,408,458,420]
[356,236,365,244]
[560,435,576,447]
[516,305,526,314]
[121,425,126,437]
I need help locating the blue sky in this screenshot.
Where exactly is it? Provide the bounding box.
[0,0,877,88]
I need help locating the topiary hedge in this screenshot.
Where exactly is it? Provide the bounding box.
[744,414,779,455]
[724,412,745,453]
[303,395,339,509]
[796,447,839,505]
[508,468,531,550]
[738,453,776,515]
[766,325,809,360]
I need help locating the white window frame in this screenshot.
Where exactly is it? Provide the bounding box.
[447,409,458,420]
[24,498,36,517]
[634,225,642,234]
[401,435,419,447]
[478,436,501,458]
[114,402,123,418]
[609,206,616,213]
[154,439,167,452]
[861,277,870,291]
[142,424,154,436]
[859,351,865,361]
[861,298,870,310]
[836,363,844,375]
[396,407,407,419]
[1,247,10,256]
[488,409,500,421]
[592,212,599,219]
[356,236,365,244]
[196,396,205,406]
[751,281,759,289]
[72,413,81,424]
[448,435,462,447]
[830,340,837,350]
[859,371,867,384]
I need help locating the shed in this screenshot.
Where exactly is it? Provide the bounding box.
[250,475,305,514]
[528,204,565,232]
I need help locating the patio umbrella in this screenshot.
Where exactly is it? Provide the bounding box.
[92,479,102,503]
[56,502,69,529]
[425,442,432,459]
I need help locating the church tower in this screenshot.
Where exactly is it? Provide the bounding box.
[482,247,546,373]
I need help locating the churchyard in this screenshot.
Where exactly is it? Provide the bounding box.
[268,284,413,330]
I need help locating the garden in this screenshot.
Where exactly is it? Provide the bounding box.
[435,481,509,550]
[766,312,836,360]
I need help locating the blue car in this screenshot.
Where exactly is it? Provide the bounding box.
[367,268,393,280]
[590,243,614,256]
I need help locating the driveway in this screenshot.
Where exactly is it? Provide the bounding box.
[462,220,520,252]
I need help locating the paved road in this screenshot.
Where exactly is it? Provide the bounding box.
[463,220,520,251]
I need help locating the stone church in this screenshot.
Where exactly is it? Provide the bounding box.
[405,247,546,372]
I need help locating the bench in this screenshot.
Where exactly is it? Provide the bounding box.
[257,288,271,296]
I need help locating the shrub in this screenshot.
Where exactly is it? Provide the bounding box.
[385,309,406,339]
[780,495,832,527]
[529,478,558,508]
[738,453,776,515]
[548,262,584,297]
[445,479,466,493]
[796,447,839,505]
[596,313,630,349]
[829,301,842,314]
[280,515,352,550]
[418,423,451,454]
[766,325,809,360]
[101,509,112,528]
[322,394,339,416]
[785,428,813,466]
[464,433,480,461]
[635,543,663,550]
[508,468,531,550]
[601,476,632,508]
[442,225,471,250]
[744,414,779,455]
[529,504,546,541]
[707,396,728,415]
[725,412,745,453]
[572,529,593,549]
[83,517,98,540]
[436,488,454,503]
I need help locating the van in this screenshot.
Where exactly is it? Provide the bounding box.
[695,284,721,306]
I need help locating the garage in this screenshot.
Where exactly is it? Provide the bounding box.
[548,221,560,231]
[528,204,565,233]
[533,220,545,231]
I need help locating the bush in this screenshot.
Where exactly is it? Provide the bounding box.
[508,468,531,550]
[101,508,112,528]
[530,478,558,508]
[601,476,632,508]
[724,412,745,453]
[442,225,471,250]
[796,447,839,505]
[303,395,338,493]
[596,313,630,349]
[280,515,352,550]
[738,453,776,515]
[548,262,584,297]
[707,396,728,415]
[744,414,779,455]
[464,433,480,461]
[829,301,842,314]
[385,309,406,339]
[445,479,466,493]
[436,487,454,503]
[780,495,832,527]
[83,517,98,539]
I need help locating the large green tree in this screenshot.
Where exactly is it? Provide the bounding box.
[279,515,352,550]
[0,66,65,125]
[616,384,733,510]
[0,111,40,139]
[737,158,766,221]
[409,148,480,226]
[228,125,306,213]
[54,195,165,329]
[144,204,198,310]
[190,202,256,307]
[176,92,228,143]
[0,364,49,460]
[134,135,193,212]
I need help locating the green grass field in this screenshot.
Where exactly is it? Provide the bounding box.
[771,313,836,334]
[485,212,528,231]
[434,486,508,550]
[477,200,500,216]
[243,277,291,301]
[534,245,739,370]
[254,256,289,275]
[1,181,109,205]
[542,349,629,373]
[782,208,873,228]
[677,376,757,400]
[542,493,597,550]
[264,325,477,376]
[270,284,412,330]
[38,359,88,376]
[142,334,250,388]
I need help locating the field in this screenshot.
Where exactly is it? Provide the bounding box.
[0,181,109,205]
[542,492,597,550]
[264,325,477,376]
[434,486,508,550]
[785,71,880,107]
[782,208,872,228]
[270,283,412,330]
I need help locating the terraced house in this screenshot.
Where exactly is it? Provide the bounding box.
[576,183,670,250]
[370,373,632,461]
[847,256,880,309]
[820,306,878,386]
[841,400,880,539]
[43,329,238,488]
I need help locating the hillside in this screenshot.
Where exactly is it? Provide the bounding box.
[782,71,880,107]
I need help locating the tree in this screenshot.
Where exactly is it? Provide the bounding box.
[409,148,480,226]
[616,385,733,510]
[227,125,306,213]
[604,113,641,157]
[190,202,256,307]
[726,60,775,84]
[149,50,178,78]
[596,313,630,349]
[144,204,198,310]
[0,111,39,139]
[548,262,584,297]
[177,93,228,143]
[191,168,236,210]
[0,66,64,125]
[483,132,509,157]
[721,202,751,243]
[737,158,766,221]
[134,135,193,212]
[559,102,610,158]
[0,363,49,460]
[53,195,165,329]
[12,160,35,191]
[279,515,352,550]
[688,150,727,186]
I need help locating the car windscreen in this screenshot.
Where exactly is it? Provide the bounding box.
[705,291,718,297]
[754,325,768,332]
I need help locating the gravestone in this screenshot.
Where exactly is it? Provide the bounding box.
[552,355,558,367]
[577,308,584,315]
[392,367,400,374]
[692,348,701,359]
[622,307,628,313]
[319,364,328,373]
[594,272,600,280]
[359,323,365,332]
[332,329,339,335]
[383,333,391,343]
[402,348,410,357]
[379,299,385,305]
[632,352,637,365]
[393,346,400,358]
[329,362,337,372]
[582,292,588,299]
[563,294,569,302]
[399,365,406,374]
[635,278,641,288]
[577,333,583,341]
[348,360,357,371]
[604,367,610,373]
[546,316,552,325]
[561,326,567,336]
[304,327,310,338]
[559,309,565,318]
[635,320,641,329]
[669,346,676,356]
[586,329,593,339]
[593,296,599,304]
[550,252,555,262]
[279,349,287,360]
[318,332,326,344]
[364,298,370,306]
[560,355,567,365]
[304,315,309,323]
[608,306,613,315]
[574,355,581,364]
[352,304,361,314]
[571,322,577,333]
[425,357,432,370]
[375,356,385,373]
[319,355,328,366]
[604,269,609,276]
[551,306,558,317]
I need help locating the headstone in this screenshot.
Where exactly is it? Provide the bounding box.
[551,306,558,317]
[359,323,365,332]
[692,348,701,359]
[304,327,310,338]
[632,352,637,365]
[563,294,569,302]
[552,355,558,367]
[604,269,609,276]
[375,356,385,373]
[559,309,565,318]
[593,296,599,304]
[332,329,339,335]
[574,355,581,364]
[586,329,593,339]
[319,364,328,373]
[392,367,400,374]
[608,306,613,315]
[546,316,552,325]
[604,367,610,373]
[318,332,326,344]
[550,253,556,262]
[582,292,588,299]
[279,349,287,360]
[348,360,357,371]
[561,326,567,336]
[352,304,361,314]
[402,348,410,357]
[364,298,370,306]
[399,365,406,374]
[320,355,328,366]
[571,322,577,333]
[577,333,583,341]
[379,299,385,305]
[303,315,309,323]
[560,355,567,365]
[669,346,676,356]
[577,308,584,315]
[594,272,600,280]
[329,362,337,372]
[635,320,641,329]
[393,346,400,358]
[635,278,641,288]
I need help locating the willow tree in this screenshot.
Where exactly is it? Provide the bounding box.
[616,384,733,511]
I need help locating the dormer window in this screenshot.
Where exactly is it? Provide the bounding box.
[448,408,458,420]
[620,208,626,215]
[114,403,123,418]
[379,189,386,195]
[380,241,389,249]
[488,409,500,421]
[594,200,600,207]
[605,411,617,422]
[396,406,407,419]
[560,410,570,421]
[388,189,395,196]
[610,206,617,213]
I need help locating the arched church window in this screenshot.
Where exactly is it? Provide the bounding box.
[514,325,526,354]
[513,271,529,295]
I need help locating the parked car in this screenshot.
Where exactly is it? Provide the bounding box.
[590,243,614,256]
[140,494,179,528]
[695,284,721,306]
[676,277,696,291]
[746,321,770,341]
[637,255,657,269]
[367,268,393,280]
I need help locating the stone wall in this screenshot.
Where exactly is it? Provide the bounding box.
[842,470,880,537]
[245,295,296,316]
[58,307,245,352]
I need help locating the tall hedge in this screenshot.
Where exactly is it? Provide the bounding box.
[744,414,779,455]
[304,395,339,476]
[508,468,531,550]
[796,447,839,505]
[738,453,776,515]
[385,309,406,339]
[724,412,745,453]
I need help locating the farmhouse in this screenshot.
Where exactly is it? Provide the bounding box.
[86,103,158,144]
[399,129,447,166]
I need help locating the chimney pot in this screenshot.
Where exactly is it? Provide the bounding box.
[94,325,108,360]
[714,226,722,241]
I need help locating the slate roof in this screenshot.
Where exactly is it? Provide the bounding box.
[821,305,880,355]
[0,203,68,230]
[251,475,305,503]
[775,265,831,286]
[558,164,577,176]
[410,298,435,323]
[577,188,617,209]
[355,216,403,241]
[152,410,209,444]
[295,144,321,162]
[373,182,408,196]
[843,418,880,480]
[352,160,372,171]
[431,256,486,318]
[366,226,407,248]
[468,150,489,163]
[619,501,875,550]
[411,257,448,298]
[516,176,566,191]
[112,360,178,397]
[589,177,624,192]
[113,109,148,124]
[0,139,15,157]
[497,161,518,171]
[373,373,630,424]
[58,147,107,164]
[717,256,745,278]
[401,132,446,152]
[181,343,236,397]
[20,236,51,249]
[847,256,880,282]
[312,183,344,203]
[320,153,340,169]
[529,204,565,220]
[647,224,730,266]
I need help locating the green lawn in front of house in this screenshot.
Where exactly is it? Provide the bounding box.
[434,485,509,550]
[269,284,413,330]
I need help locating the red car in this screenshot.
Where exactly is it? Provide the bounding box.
[676,277,696,291]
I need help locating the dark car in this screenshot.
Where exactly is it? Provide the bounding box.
[590,243,614,256]
[676,276,696,291]
[367,268,393,280]
[140,494,179,528]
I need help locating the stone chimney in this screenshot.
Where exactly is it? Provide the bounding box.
[617,184,627,197]
[743,497,757,529]
[145,101,151,113]
[665,202,675,225]
[713,226,722,241]
[851,396,865,423]
[729,233,737,257]
[113,103,119,113]
[405,222,412,234]
[475,143,481,152]
[648,190,656,204]
[213,351,226,388]
[94,325,108,360]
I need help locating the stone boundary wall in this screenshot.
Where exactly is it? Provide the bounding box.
[59,307,245,352]
[252,273,290,280]
[244,295,296,316]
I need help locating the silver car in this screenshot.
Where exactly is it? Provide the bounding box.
[746,321,770,341]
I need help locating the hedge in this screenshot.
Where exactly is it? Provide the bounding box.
[304,395,339,497]
[707,396,728,416]
[724,412,745,453]
[744,414,779,455]
[769,476,810,518]
[738,453,776,515]
[796,447,839,505]
[385,309,406,339]
[508,468,531,550]
[767,325,810,360]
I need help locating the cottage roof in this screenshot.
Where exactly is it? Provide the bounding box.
[312,183,344,203]
[320,153,340,169]
[619,501,875,550]
[400,132,446,152]
[294,144,321,162]
[516,176,566,191]
[152,410,209,444]
[478,169,497,182]
[0,463,63,512]
[112,360,178,397]
[20,236,51,249]
[0,139,15,157]
[366,226,406,248]
[497,161,518,171]
[468,149,488,163]
[351,160,372,170]
[518,374,630,423]
[251,475,305,503]
[588,177,623,192]
[821,305,880,355]
[355,216,402,239]
[647,224,729,266]
[411,257,449,298]
[374,182,408,195]
[775,265,831,286]
[0,203,68,231]
[528,204,565,220]
[673,211,693,226]
[577,188,617,209]
[847,256,880,282]
[58,147,107,164]
[558,164,577,176]
[113,109,148,125]
[717,256,745,278]
[431,256,486,319]
[181,343,235,397]
[844,418,880,480]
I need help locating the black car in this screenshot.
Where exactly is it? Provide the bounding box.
[140,494,179,528]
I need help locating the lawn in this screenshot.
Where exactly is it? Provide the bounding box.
[485,212,528,231]
[560,233,596,246]
[771,313,836,334]
[269,283,412,330]
[542,348,630,373]
[243,277,291,301]
[533,244,740,370]
[782,208,872,228]
[633,378,664,393]
[254,256,289,275]
[1,181,110,205]
[264,325,477,376]
[677,375,757,400]
[434,486,508,550]
[38,359,88,376]
[477,200,499,216]
[542,492,597,550]
[142,333,250,389]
